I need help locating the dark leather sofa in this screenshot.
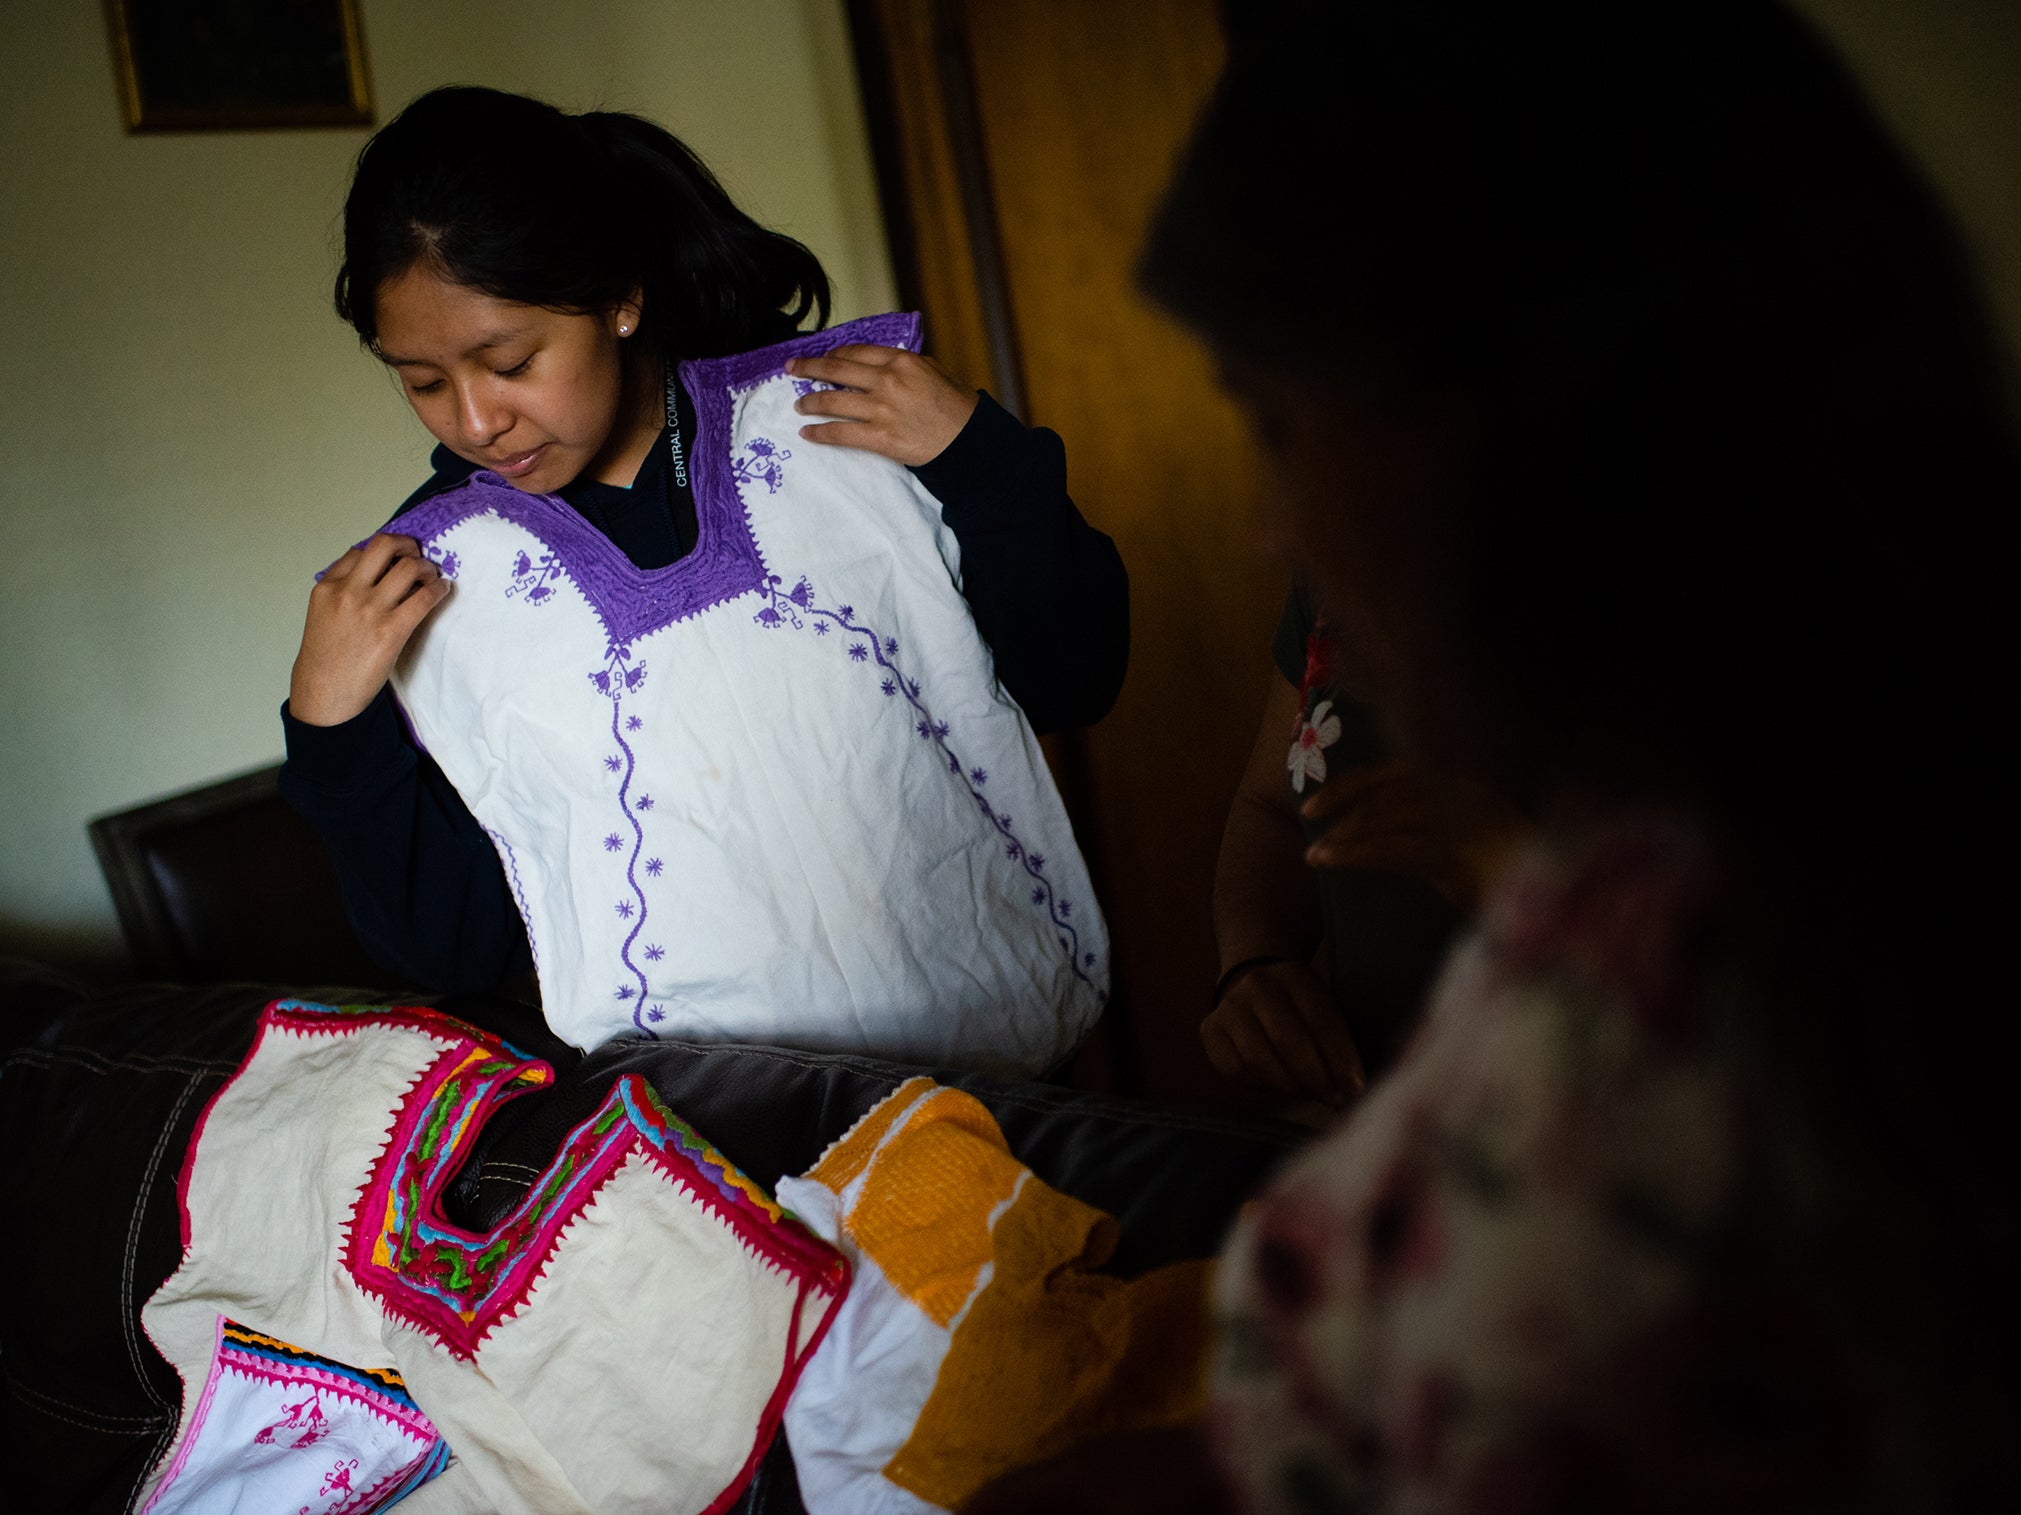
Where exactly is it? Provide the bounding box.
[2,956,1301,1513]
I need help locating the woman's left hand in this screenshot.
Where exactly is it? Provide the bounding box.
[787,345,979,465]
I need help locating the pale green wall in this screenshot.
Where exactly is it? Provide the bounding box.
[0,0,895,975]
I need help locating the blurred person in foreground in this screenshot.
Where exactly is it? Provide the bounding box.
[969,1,2017,1510]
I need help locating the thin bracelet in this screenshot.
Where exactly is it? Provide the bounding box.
[1212,954,1291,1007]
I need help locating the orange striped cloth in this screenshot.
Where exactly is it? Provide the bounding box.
[780,1079,1214,1513]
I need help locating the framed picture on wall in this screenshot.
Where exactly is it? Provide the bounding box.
[106,0,374,133]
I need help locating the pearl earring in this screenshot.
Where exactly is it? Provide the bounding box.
[618,323,632,337]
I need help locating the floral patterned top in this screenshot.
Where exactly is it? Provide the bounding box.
[1211,813,1946,1513]
[1274,581,1379,794]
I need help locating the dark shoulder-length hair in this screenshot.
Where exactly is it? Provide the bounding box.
[334,86,829,360]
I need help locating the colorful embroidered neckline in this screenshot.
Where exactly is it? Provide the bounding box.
[259,1002,844,1359]
[221,1321,419,1406]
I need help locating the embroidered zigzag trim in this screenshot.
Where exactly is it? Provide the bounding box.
[173,1000,494,1254]
[142,1313,448,1515]
[328,1008,844,1359]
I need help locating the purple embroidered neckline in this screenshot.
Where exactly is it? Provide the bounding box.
[384,312,923,649]
[697,310,919,393]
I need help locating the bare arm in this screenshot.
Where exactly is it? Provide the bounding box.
[1204,675,1365,1104]
[1213,675,1322,971]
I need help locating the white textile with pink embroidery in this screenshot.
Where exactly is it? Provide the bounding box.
[135,998,845,1515]
[136,1318,447,1515]
[382,311,1107,1071]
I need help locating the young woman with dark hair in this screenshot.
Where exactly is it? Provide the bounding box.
[332,87,833,369]
[973,1,2016,1508]
[282,88,1126,1064]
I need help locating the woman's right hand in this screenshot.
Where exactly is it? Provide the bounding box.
[289,534,450,726]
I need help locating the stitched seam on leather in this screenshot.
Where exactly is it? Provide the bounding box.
[132,1398,183,1510]
[121,1072,206,1421]
[4,1379,166,1437]
[123,1070,208,1515]
[4,1047,240,1077]
[5,1377,168,1433]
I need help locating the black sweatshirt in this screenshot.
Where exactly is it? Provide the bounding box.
[279,387,1128,993]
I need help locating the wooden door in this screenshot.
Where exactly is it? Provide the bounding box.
[850,0,1281,1105]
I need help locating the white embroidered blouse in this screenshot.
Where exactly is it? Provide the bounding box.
[382,313,1107,1071]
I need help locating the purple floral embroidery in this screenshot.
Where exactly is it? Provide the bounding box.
[506,547,565,605]
[645,858,664,877]
[590,639,658,1032]
[384,316,920,653]
[644,944,665,962]
[588,647,647,699]
[791,377,838,397]
[438,551,460,579]
[755,574,812,631]
[730,436,793,495]
[746,571,1101,995]
[484,546,666,1019]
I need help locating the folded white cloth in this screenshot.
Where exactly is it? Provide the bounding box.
[780,1079,1214,1515]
